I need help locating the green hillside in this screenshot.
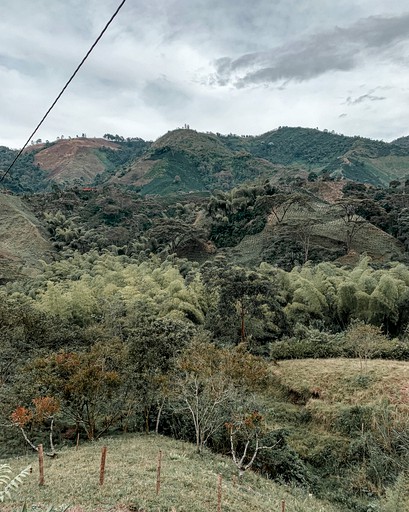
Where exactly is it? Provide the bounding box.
[113,129,279,194]
[3,127,409,194]
[221,127,409,186]
[0,193,52,282]
[4,433,340,512]
[0,146,49,193]
[5,126,409,512]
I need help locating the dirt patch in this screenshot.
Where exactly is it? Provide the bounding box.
[113,158,156,187]
[306,180,346,203]
[33,138,119,183]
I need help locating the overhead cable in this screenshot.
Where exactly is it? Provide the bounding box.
[0,0,127,184]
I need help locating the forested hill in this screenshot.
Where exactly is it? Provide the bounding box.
[221,127,409,186]
[2,127,409,194]
[111,128,279,194]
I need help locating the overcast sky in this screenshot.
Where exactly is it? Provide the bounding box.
[1,0,409,148]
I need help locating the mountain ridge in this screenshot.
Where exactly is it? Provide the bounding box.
[3,126,409,195]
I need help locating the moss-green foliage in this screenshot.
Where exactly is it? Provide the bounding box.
[6,251,409,509]
[27,254,206,328]
[232,127,355,166]
[207,182,275,247]
[0,147,49,193]
[121,129,279,195]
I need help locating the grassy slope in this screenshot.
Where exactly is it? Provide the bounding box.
[276,358,409,405]
[5,358,409,511]
[0,193,51,280]
[4,434,339,512]
[229,199,403,266]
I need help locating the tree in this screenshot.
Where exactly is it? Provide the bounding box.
[172,336,271,453]
[265,192,310,225]
[203,263,286,350]
[344,322,388,372]
[285,216,319,263]
[10,397,60,456]
[27,340,129,440]
[226,410,276,479]
[173,336,237,453]
[127,318,194,433]
[336,199,368,253]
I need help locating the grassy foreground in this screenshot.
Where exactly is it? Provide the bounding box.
[2,433,340,512]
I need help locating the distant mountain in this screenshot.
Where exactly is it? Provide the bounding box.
[222,127,409,186]
[0,137,151,193]
[392,135,409,149]
[3,127,409,195]
[29,137,120,185]
[111,129,279,194]
[112,127,409,193]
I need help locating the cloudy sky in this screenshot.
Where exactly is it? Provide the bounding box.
[1,0,409,148]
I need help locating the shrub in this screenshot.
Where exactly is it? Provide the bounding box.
[0,464,31,502]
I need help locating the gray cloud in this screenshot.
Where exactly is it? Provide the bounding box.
[141,76,192,111]
[346,93,387,105]
[213,13,409,87]
[1,0,409,148]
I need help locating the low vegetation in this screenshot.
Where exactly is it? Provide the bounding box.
[3,435,342,512]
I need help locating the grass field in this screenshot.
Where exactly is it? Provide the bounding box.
[5,359,409,511]
[2,434,340,512]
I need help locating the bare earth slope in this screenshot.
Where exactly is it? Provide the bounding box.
[32,138,119,184]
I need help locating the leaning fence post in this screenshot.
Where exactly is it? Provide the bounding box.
[217,474,222,512]
[99,446,107,486]
[281,499,286,512]
[156,449,162,495]
[38,444,44,486]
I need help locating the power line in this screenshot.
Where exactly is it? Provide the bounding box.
[0,0,127,184]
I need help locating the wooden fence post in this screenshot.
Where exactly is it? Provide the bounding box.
[281,499,286,512]
[99,446,107,486]
[38,444,44,486]
[217,474,222,512]
[156,449,162,495]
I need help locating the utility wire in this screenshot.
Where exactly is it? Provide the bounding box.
[0,0,127,184]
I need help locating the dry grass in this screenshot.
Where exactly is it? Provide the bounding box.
[2,434,340,512]
[274,358,409,405]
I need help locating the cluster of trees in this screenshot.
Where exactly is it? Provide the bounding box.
[342,181,409,251]
[0,148,49,194]
[3,251,409,506]
[26,180,405,273]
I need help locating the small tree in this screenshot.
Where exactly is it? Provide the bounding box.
[11,396,60,456]
[173,337,271,453]
[27,340,129,440]
[173,336,237,453]
[345,322,388,372]
[336,199,367,253]
[226,410,276,479]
